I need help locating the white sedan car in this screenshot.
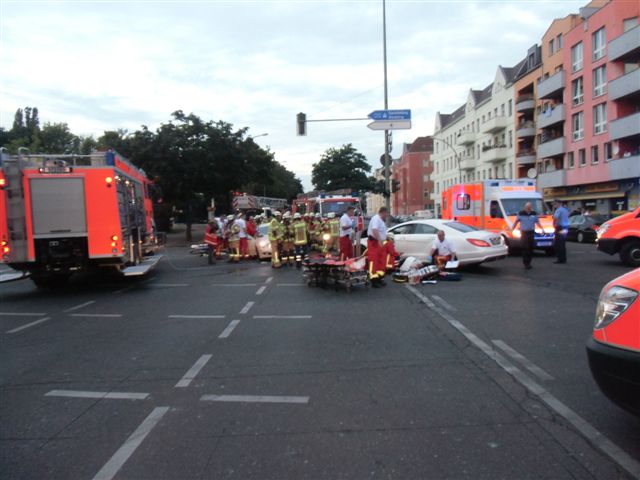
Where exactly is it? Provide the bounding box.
[365,219,508,266]
[248,224,272,260]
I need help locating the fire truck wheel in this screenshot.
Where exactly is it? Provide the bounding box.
[620,240,640,268]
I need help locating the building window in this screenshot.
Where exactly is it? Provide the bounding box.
[593,103,607,134]
[508,130,513,148]
[557,33,563,50]
[572,111,584,141]
[593,65,607,97]
[604,142,612,161]
[591,145,599,165]
[592,27,606,61]
[579,149,586,167]
[549,38,555,56]
[508,99,513,116]
[572,77,584,106]
[571,42,583,72]
[501,104,505,116]
[567,151,575,168]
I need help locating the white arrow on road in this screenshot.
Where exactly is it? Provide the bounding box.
[367,120,411,131]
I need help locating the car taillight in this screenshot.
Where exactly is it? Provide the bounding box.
[591,224,599,230]
[467,238,491,247]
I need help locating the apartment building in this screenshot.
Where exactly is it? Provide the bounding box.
[431,65,520,216]
[391,136,434,216]
[539,0,640,215]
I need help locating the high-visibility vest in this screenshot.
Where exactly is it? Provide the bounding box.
[229,223,240,242]
[293,221,308,245]
[329,219,340,237]
[268,219,281,241]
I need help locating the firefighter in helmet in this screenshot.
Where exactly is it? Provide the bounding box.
[292,212,308,268]
[323,212,340,255]
[311,213,322,251]
[204,219,219,265]
[227,214,241,262]
[281,212,295,266]
[267,210,282,268]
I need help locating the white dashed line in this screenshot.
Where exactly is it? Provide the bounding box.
[431,295,456,312]
[212,283,257,287]
[492,340,555,382]
[0,312,47,317]
[92,406,170,480]
[218,319,241,338]
[168,315,226,319]
[64,300,96,313]
[256,286,267,295]
[239,301,255,315]
[45,390,149,400]
[265,277,273,284]
[6,317,51,334]
[175,354,213,388]
[253,315,312,319]
[200,394,309,404]
[70,314,123,318]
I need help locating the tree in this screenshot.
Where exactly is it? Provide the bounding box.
[38,122,79,153]
[312,143,373,192]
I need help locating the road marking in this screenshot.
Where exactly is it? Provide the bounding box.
[6,317,51,334]
[256,286,267,295]
[253,315,312,319]
[431,294,456,312]
[175,354,213,388]
[492,339,555,382]
[148,283,189,287]
[45,390,149,400]
[168,315,226,319]
[265,277,273,284]
[200,394,309,404]
[218,319,241,338]
[70,313,123,318]
[0,312,47,317]
[92,406,169,480]
[64,300,96,313]
[212,283,257,287]
[406,285,640,480]
[239,301,255,315]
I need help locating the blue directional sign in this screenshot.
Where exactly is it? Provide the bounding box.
[368,109,411,121]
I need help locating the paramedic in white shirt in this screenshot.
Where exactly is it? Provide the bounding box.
[429,230,457,271]
[339,206,355,259]
[367,207,388,287]
[235,213,249,259]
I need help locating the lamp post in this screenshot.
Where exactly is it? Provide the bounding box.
[432,137,463,183]
[382,0,391,215]
[248,133,268,140]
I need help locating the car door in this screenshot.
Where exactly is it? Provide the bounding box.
[388,223,415,256]
[409,223,439,259]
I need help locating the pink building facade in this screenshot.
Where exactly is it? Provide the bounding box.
[391,136,434,216]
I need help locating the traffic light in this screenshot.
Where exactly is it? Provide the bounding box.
[391,180,401,193]
[296,112,307,136]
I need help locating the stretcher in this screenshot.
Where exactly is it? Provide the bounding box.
[302,254,368,292]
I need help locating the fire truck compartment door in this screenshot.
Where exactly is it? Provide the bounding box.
[30,178,87,237]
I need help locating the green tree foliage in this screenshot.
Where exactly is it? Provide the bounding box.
[312,143,373,192]
[38,122,79,153]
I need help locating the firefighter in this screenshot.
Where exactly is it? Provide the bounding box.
[367,207,388,287]
[204,219,219,265]
[227,214,241,262]
[267,211,282,268]
[281,213,295,266]
[384,232,400,272]
[324,212,340,255]
[292,212,308,268]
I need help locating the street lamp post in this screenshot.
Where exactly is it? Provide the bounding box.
[382,0,391,215]
[432,137,463,183]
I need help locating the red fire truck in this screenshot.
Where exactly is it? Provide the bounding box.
[293,192,363,217]
[0,149,162,287]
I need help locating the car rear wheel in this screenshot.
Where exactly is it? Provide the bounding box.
[620,240,640,267]
[577,231,585,243]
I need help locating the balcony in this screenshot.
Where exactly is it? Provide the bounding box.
[537,137,566,159]
[456,131,476,146]
[537,169,566,189]
[516,151,536,165]
[482,145,508,163]
[609,154,640,181]
[537,104,565,129]
[609,112,640,141]
[538,70,565,100]
[516,121,536,138]
[609,68,640,102]
[481,115,509,134]
[458,155,476,170]
[609,25,640,62]
[516,94,536,112]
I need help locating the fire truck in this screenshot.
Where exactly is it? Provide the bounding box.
[441,179,555,252]
[293,192,363,218]
[231,193,287,214]
[0,149,162,287]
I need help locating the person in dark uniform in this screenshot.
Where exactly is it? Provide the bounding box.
[512,202,544,270]
[552,200,570,264]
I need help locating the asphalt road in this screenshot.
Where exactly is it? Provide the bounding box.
[1,234,639,480]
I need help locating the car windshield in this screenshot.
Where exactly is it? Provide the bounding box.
[318,200,359,216]
[501,198,547,216]
[444,221,479,233]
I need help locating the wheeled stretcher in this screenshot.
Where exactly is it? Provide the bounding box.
[302,255,369,292]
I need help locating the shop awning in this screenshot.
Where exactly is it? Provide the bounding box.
[556,191,626,201]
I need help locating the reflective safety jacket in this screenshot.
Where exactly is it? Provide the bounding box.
[293,221,308,245]
[328,219,340,237]
[268,219,282,241]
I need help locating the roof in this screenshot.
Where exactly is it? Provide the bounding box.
[408,136,433,153]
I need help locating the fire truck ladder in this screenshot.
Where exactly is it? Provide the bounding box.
[3,149,30,264]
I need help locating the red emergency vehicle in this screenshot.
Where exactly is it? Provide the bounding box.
[587,268,640,417]
[441,179,555,253]
[0,150,161,287]
[596,206,640,267]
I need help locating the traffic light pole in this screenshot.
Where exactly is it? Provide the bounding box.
[382,0,391,216]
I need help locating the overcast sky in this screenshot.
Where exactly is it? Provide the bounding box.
[1,0,581,190]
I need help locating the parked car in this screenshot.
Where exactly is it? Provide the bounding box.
[586,268,640,417]
[362,219,508,266]
[597,207,640,267]
[248,224,271,260]
[567,215,606,243]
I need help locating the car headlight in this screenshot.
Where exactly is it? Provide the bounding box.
[512,229,521,238]
[595,285,638,329]
[544,227,554,234]
[596,223,610,239]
